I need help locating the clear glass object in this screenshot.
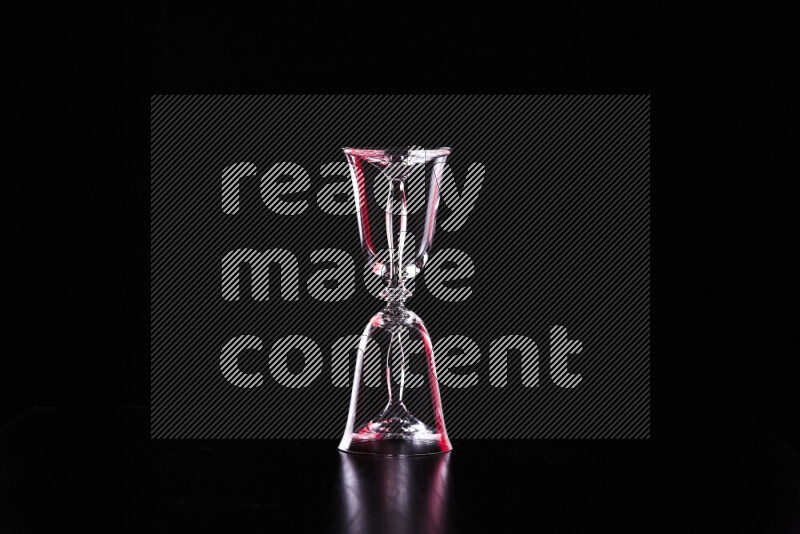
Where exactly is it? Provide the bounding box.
[338,147,453,456]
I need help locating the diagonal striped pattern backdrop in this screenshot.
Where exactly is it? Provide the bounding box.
[151,95,650,439]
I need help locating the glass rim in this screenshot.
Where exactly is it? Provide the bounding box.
[342,147,451,157]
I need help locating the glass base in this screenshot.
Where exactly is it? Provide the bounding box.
[339,401,451,456]
[338,306,452,456]
[339,439,452,456]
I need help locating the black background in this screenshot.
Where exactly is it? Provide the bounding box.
[6,2,799,533]
[149,94,650,439]
[9,1,659,430]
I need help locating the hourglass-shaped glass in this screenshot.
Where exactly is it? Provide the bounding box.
[338,147,453,456]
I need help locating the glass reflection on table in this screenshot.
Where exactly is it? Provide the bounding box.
[332,451,454,534]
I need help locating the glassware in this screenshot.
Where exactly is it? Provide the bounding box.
[338,147,453,455]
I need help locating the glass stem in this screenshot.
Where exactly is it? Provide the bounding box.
[380,176,412,305]
[396,330,407,403]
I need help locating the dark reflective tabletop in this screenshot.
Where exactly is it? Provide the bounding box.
[1,408,797,533]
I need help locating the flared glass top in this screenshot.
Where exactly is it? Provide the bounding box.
[343,146,451,296]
